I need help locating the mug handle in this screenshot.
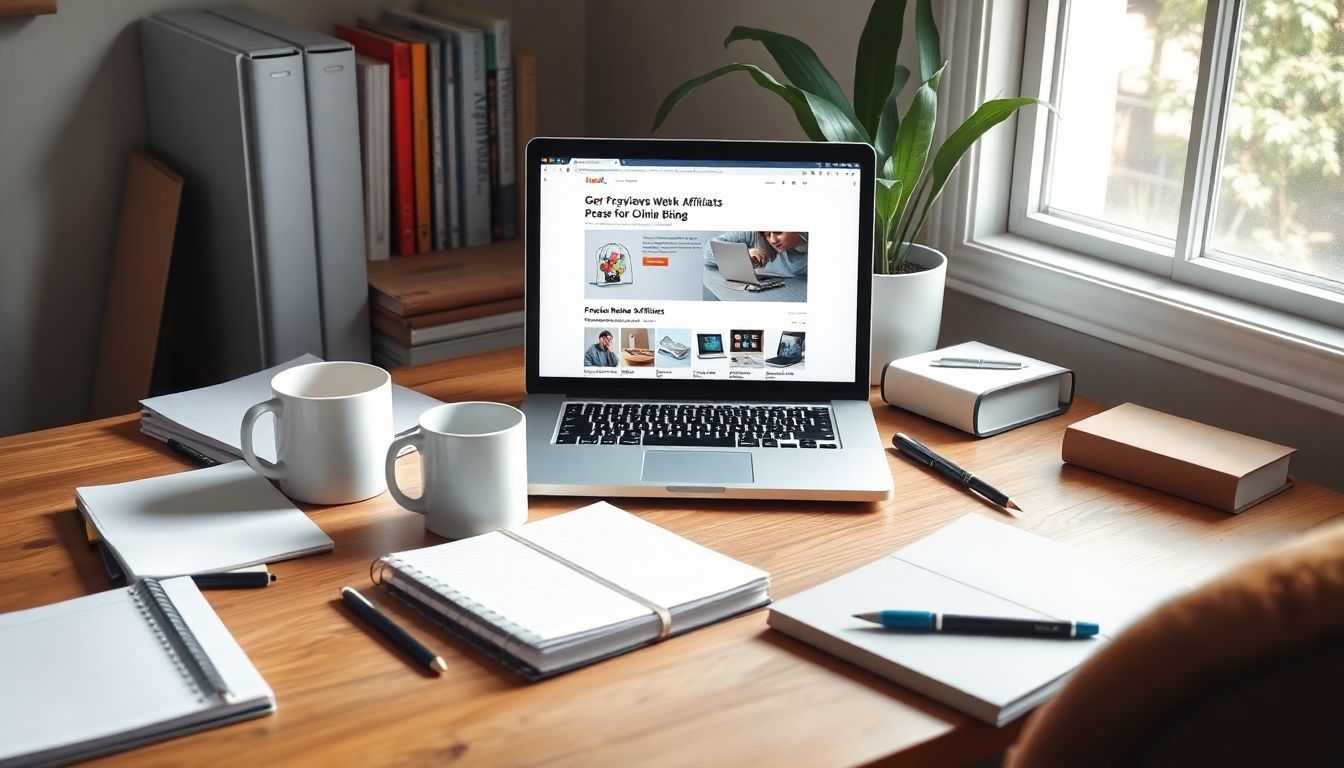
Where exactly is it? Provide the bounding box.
[241,398,287,480]
[385,431,428,514]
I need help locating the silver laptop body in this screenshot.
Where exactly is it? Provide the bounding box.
[710,240,767,285]
[522,138,892,501]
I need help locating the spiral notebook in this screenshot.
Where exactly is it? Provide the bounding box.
[372,502,772,679]
[0,577,274,767]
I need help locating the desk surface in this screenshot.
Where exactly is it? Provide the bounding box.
[3,347,1341,767]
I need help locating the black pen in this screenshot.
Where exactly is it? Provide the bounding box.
[340,586,447,674]
[891,432,1022,512]
[95,540,127,587]
[166,438,221,467]
[192,571,275,589]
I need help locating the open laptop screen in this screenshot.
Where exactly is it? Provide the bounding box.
[527,138,873,399]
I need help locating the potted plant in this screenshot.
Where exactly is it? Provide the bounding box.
[652,0,1050,382]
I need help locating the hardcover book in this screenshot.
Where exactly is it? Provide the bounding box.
[1062,403,1296,514]
[881,341,1075,437]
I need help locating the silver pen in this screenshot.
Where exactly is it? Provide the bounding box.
[929,357,1024,370]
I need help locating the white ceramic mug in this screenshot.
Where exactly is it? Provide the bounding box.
[385,401,528,539]
[241,361,393,505]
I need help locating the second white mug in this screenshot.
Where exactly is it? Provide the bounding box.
[385,401,528,539]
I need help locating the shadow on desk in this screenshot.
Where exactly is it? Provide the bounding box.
[757,628,1021,767]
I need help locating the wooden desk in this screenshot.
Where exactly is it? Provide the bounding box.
[3,347,1341,767]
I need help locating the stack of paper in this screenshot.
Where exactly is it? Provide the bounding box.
[139,353,443,464]
[375,502,771,679]
[76,461,334,580]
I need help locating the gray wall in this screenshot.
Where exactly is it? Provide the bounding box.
[0,0,584,436]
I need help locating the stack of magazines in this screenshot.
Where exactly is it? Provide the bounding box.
[139,354,442,464]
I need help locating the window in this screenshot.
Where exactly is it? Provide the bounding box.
[1010,0,1344,326]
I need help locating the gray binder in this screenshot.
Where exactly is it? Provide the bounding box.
[142,11,324,379]
[208,7,373,364]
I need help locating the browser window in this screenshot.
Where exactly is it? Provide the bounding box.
[537,156,863,383]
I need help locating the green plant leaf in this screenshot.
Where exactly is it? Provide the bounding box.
[915,0,941,84]
[904,97,1050,247]
[875,178,902,232]
[875,178,903,273]
[805,91,868,142]
[889,64,943,229]
[651,63,825,141]
[854,0,908,138]
[725,27,862,133]
[874,64,911,167]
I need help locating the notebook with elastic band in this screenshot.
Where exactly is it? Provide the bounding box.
[369,501,771,680]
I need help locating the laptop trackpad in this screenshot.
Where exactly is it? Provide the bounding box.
[641,450,753,485]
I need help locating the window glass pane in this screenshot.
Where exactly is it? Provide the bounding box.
[1044,0,1205,242]
[1208,0,1344,285]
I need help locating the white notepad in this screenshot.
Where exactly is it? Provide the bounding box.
[0,577,274,766]
[768,514,1187,725]
[375,502,772,678]
[77,461,334,580]
[139,353,443,464]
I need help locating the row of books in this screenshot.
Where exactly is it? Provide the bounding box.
[368,240,525,366]
[339,1,538,260]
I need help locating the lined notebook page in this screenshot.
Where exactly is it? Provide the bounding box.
[386,502,768,644]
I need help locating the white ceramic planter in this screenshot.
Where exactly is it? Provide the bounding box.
[869,244,947,384]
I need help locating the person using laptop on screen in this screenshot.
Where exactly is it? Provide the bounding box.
[704,231,809,277]
[584,330,618,367]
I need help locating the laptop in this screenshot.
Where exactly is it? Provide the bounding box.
[710,240,770,285]
[523,137,892,501]
[766,332,805,368]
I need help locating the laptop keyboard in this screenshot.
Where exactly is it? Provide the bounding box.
[554,402,839,448]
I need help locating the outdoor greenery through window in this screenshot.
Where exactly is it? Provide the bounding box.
[1209,0,1344,283]
[1019,0,1343,317]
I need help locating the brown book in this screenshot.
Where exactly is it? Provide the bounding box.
[372,298,526,344]
[1062,403,1296,514]
[514,51,537,222]
[367,240,524,316]
[89,151,182,418]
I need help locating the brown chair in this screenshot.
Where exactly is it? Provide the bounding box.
[1006,521,1344,768]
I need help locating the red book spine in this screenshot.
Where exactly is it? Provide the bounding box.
[333,25,416,256]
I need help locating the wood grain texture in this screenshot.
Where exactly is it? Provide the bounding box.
[0,0,55,15]
[1,346,1340,767]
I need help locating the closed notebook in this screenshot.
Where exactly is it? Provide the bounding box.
[372,501,771,679]
[1062,402,1296,514]
[76,461,333,580]
[881,341,1074,437]
[767,514,1184,726]
[0,577,273,767]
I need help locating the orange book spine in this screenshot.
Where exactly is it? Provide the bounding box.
[408,42,431,254]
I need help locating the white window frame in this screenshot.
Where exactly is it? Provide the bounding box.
[926,0,1344,417]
